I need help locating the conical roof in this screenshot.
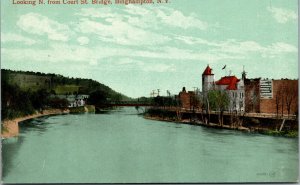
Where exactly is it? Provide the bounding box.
[202,65,213,75]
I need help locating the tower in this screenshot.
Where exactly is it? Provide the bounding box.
[202,65,214,95]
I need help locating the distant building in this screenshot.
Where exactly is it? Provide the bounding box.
[178,87,196,110]
[179,65,298,115]
[244,78,298,115]
[202,65,245,112]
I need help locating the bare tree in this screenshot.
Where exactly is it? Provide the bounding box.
[250,91,259,113]
[284,82,298,118]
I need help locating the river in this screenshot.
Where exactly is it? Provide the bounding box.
[2,107,298,183]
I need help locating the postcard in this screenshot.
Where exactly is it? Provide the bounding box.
[1,0,298,183]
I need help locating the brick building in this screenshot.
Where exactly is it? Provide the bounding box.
[260,79,298,115]
[178,87,196,109]
[244,78,298,115]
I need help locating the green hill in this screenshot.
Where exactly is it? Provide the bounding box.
[1,69,132,120]
[1,69,131,100]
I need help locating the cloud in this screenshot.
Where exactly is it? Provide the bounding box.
[125,5,208,30]
[114,58,176,72]
[17,13,71,41]
[268,42,298,53]
[142,63,176,73]
[77,36,89,45]
[76,18,170,46]
[76,5,209,34]
[156,9,208,30]
[267,6,297,23]
[1,32,37,45]
[133,46,239,62]
[117,58,143,65]
[1,40,239,67]
[89,59,98,66]
[175,35,297,58]
[76,7,116,19]
[2,30,296,67]
[72,6,210,46]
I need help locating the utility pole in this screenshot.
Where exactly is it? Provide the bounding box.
[157,89,160,96]
[152,90,156,97]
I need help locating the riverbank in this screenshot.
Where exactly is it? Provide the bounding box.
[144,115,251,131]
[1,109,70,139]
[69,105,95,113]
[144,115,298,138]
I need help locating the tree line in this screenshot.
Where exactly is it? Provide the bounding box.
[1,69,131,120]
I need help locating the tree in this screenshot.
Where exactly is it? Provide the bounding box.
[30,89,50,110]
[203,93,211,125]
[1,82,35,119]
[88,90,110,107]
[48,97,69,108]
[284,82,298,117]
[190,93,201,110]
[112,93,122,102]
[249,90,259,112]
[207,90,230,126]
[275,86,283,118]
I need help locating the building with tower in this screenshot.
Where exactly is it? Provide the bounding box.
[201,65,298,115]
[202,65,215,96]
[202,65,245,112]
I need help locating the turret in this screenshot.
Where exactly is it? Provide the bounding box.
[202,65,214,95]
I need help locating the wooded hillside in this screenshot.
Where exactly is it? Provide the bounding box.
[1,69,131,120]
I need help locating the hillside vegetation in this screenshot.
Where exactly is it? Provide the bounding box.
[1,69,131,120]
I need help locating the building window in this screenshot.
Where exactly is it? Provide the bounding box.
[240,92,244,98]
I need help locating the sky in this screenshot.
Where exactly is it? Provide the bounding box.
[1,0,298,98]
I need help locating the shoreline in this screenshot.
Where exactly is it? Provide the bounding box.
[1,109,70,139]
[144,116,251,132]
[143,116,298,137]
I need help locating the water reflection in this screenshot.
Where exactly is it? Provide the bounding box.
[2,136,25,178]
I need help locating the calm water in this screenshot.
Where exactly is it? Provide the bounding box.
[2,107,299,183]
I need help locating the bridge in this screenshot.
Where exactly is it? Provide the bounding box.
[105,101,153,107]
